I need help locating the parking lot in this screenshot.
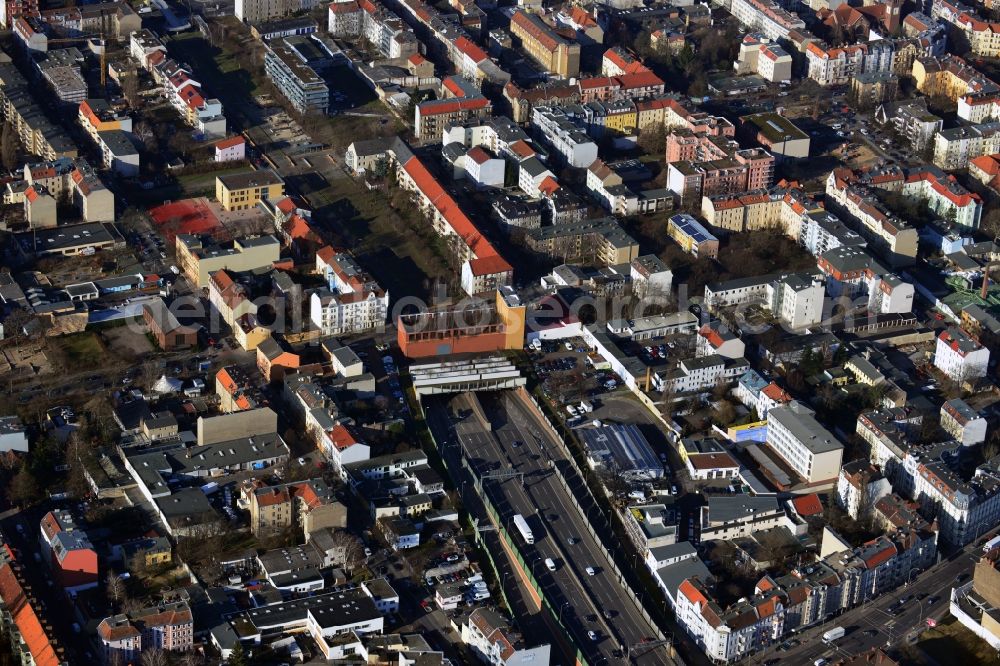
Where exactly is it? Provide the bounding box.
[527,337,623,408]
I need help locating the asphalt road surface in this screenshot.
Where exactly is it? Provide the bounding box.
[760,545,981,665]
[426,390,676,666]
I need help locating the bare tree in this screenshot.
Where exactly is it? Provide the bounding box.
[180,652,203,666]
[141,648,168,666]
[330,530,365,571]
[107,570,125,607]
[121,72,140,107]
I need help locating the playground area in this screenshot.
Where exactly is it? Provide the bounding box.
[149,198,223,244]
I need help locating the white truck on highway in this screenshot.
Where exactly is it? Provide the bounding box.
[984,535,1000,552]
[822,627,845,642]
[512,514,534,544]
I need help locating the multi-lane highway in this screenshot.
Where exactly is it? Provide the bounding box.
[426,390,675,666]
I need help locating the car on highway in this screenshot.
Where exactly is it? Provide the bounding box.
[586,566,596,576]
[927,595,940,605]
[864,629,878,637]
[587,630,598,641]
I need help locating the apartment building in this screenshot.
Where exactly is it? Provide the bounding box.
[37,50,88,106]
[13,157,114,223]
[310,246,388,336]
[941,398,988,446]
[836,460,891,520]
[915,455,1000,546]
[415,94,492,140]
[934,122,1000,170]
[461,607,552,666]
[530,106,598,168]
[654,355,750,395]
[672,521,935,663]
[132,31,226,138]
[510,10,580,78]
[935,326,990,382]
[765,402,845,486]
[817,245,914,314]
[526,218,639,265]
[704,272,825,329]
[236,0,287,24]
[216,170,285,211]
[825,169,918,267]
[912,54,998,102]
[95,129,139,176]
[735,35,793,82]
[247,478,346,537]
[328,0,362,37]
[734,370,792,418]
[263,36,330,114]
[666,132,774,206]
[932,0,1000,57]
[623,503,679,554]
[98,602,193,664]
[0,563,68,665]
[805,41,895,86]
[39,509,99,592]
[78,98,131,142]
[348,138,512,295]
[357,0,418,58]
[729,0,806,39]
[698,495,791,542]
[0,63,77,160]
[874,99,943,152]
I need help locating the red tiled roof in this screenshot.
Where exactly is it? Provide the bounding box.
[618,71,665,89]
[215,135,245,150]
[401,155,510,273]
[538,175,560,196]
[467,146,491,165]
[454,36,488,64]
[791,493,823,517]
[418,96,490,116]
[508,140,535,158]
[0,564,63,666]
[328,423,362,450]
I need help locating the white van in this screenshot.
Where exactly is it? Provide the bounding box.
[545,558,556,571]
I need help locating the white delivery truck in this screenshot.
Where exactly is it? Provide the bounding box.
[822,627,845,642]
[984,535,1000,552]
[513,514,534,544]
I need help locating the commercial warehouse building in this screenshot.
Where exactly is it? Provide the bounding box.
[580,423,664,481]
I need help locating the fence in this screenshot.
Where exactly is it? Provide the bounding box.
[514,387,682,661]
[421,402,589,666]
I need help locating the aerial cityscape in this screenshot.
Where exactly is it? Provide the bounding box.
[3,0,1000,663]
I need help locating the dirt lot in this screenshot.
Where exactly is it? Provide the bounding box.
[0,344,51,377]
[102,325,155,357]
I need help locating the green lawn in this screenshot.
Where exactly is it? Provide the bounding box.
[53,332,107,366]
[302,173,453,301]
[167,31,261,130]
[176,166,249,196]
